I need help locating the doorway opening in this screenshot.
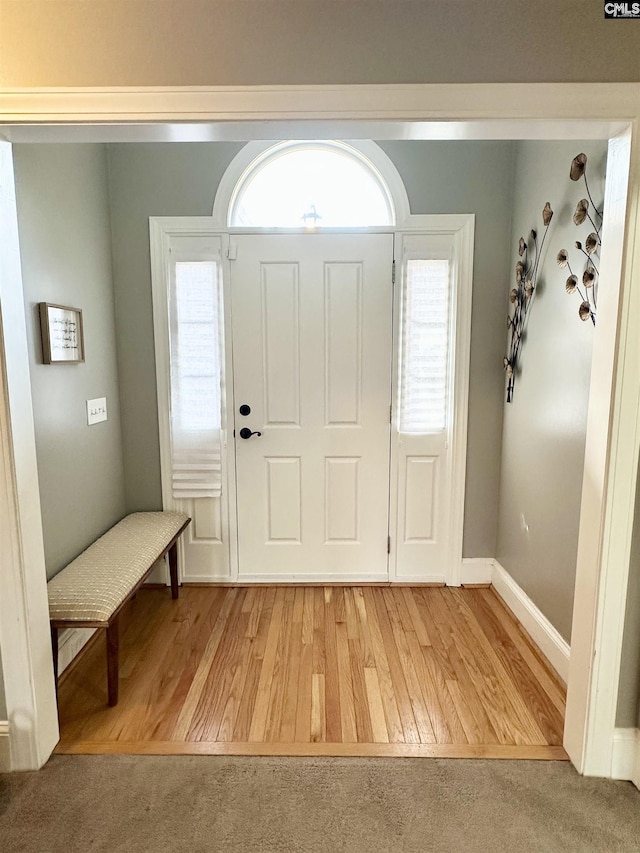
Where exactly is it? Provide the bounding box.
[0,98,632,772]
[152,141,473,585]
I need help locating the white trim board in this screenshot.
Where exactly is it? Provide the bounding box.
[0,722,10,772]
[236,574,392,585]
[57,628,97,676]
[491,560,571,685]
[460,558,494,585]
[612,728,640,789]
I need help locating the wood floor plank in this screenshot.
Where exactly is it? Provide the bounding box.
[364,667,389,743]
[247,589,285,742]
[371,588,420,743]
[264,589,294,741]
[141,591,229,742]
[333,586,347,625]
[382,589,436,744]
[482,589,567,714]
[323,588,343,742]
[362,587,405,744]
[336,621,358,742]
[349,637,374,742]
[344,587,361,642]
[279,588,304,742]
[170,588,240,741]
[214,631,253,741]
[295,642,314,743]
[312,587,326,675]
[56,585,567,759]
[302,587,315,646]
[404,628,452,744]
[187,591,249,741]
[401,587,432,647]
[231,586,276,741]
[416,588,459,682]
[421,647,468,744]
[310,673,327,743]
[109,599,199,742]
[468,589,564,744]
[441,588,547,746]
[448,588,551,745]
[352,586,375,667]
[245,586,265,638]
[426,591,500,744]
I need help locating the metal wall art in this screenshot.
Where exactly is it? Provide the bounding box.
[556,153,603,326]
[503,202,554,403]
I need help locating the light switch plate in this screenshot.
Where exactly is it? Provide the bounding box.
[87,397,107,425]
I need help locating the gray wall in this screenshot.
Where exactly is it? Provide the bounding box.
[14,144,126,578]
[3,1,640,86]
[107,143,242,512]
[107,140,515,557]
[0,646,5,719]
[496,141,606,643]
[617,476,640,726]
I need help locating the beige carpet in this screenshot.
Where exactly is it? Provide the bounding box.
[1,756,639,852]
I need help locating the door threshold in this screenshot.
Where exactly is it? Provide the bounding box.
[55,740,568,760]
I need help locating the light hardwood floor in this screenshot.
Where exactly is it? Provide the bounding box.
[55,586,568,759]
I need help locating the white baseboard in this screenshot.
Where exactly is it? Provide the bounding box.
[58,626,97,675]
[612,728,640,788]
[460,558,494,585]
[237,573,392,584]
[0,721,10,772]
[491,560,570,684]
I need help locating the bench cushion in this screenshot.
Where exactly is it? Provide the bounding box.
[47,511,190,624]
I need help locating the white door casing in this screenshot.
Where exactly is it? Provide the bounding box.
[231,233,394,582]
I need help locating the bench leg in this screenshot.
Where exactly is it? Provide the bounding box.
[50,625,59,700]
[168,542,180,600]
[106,617,120,707]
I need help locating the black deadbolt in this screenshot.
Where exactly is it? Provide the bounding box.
[239,404,251,416]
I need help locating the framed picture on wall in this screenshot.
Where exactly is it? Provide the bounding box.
[39,302,85,364]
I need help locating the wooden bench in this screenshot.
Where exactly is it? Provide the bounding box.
[48,511,191,707]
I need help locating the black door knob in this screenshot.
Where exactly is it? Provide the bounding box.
[239,404,251,416]
[239,427,262,439]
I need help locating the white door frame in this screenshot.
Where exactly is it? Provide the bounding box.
[0,142,59,770]
[0,83,637,776]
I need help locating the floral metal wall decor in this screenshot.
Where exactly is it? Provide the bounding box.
[503,202,554,403]
[557,153,603,326]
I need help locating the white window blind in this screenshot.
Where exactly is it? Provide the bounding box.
[169,259,223,499]
[400,258,451,433]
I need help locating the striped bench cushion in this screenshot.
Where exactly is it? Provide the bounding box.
[47,511,190,623]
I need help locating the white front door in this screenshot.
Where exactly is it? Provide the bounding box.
[230,233,394,581]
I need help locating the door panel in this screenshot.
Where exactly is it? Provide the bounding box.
[231,233,393,580]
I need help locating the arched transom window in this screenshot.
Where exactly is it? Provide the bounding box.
[228,141,396,228]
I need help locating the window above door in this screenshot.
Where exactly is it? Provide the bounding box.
[220,140,408,228]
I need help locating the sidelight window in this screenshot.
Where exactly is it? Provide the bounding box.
[169,254,223,498]
[399,258,451,433]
